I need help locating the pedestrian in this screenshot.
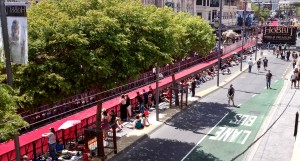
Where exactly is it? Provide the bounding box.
[266,70,273,89]
[287,50,291,61]
[293,59,297,69]
[263,57,268,71]
[248,58,253,73]
[120,94,127,122]
[257,58,261,72]
[191,78,196,97]
[143,89,148,109]
[227,84,235,107]
[125,94,132,121]
[291,71,297,89]
[42,128,57,161]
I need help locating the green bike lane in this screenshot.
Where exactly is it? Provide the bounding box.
[183,79,284,161]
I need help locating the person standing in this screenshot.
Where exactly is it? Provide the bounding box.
[125,94,132,121]
[119,94,127,121]
[263,57,268,71]
[143,89,148,109]
[191,78,196,97]
[42,128,57,161]
[257,58,261,72]
[266,70,273,89]
[227,84,235,107]
[287,50,291,61]
[248,58,253,73]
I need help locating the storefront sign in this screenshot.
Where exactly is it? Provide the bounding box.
[262,26,297,45]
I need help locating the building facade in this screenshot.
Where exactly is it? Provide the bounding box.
[141,0,254,27]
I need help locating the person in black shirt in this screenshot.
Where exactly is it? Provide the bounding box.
[227,84,235,107]
[263,57,268,71]
[191,79,196,97]
[266,70,273,89]
[143,89,148,109]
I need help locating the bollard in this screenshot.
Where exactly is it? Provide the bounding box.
[294,112,299,137]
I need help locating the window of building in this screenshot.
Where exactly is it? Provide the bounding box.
[207,0,210,6]
[212,10,217,21]
[208,11,211,20]
[203,0,206,6]
[196,0,202,5]
[197,12,202,17]
[225,0,229,5]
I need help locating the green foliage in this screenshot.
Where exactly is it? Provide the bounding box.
[251,3,271,23]
[12,0,215,107]
[0,84,28,141]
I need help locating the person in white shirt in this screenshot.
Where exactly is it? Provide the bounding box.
[248,58,254,73]
[42,127,57,160]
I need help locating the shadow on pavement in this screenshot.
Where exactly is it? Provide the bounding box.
[164,102,239,132]
[109,135,222,161]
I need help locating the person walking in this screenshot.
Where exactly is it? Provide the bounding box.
[227,84,235,107]
[248,58,253,73]
[257,58,261,72]
[266,70,273,89]
[42,128,57,161]
[263,57,268,71]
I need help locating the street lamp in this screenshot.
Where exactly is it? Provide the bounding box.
[216,0,223,87]
[0,1,20,161]
[240,0,247,72]
[255,0,261,61]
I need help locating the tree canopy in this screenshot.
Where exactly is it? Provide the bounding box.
[251,3,271,23]
[0,84,28,140]
[11,0,215,107]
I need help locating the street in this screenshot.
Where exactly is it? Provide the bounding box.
[109,49,293,161]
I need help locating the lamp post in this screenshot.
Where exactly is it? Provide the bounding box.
[217,0,223,87]
[240,0,247,71]
[255,1,261,61]
[0,1,20,161]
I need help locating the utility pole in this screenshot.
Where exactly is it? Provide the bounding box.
[155,65,159,121]
[0,1,20,161]
[255,1,261,61]
[240,0,247,71]
[217,0,223,87]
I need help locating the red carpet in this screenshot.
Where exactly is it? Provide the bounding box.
[0,40,255,159]
[271,21,278,26]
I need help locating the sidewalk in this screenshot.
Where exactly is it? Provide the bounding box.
[106,58,250,160]
[242,52,298,161]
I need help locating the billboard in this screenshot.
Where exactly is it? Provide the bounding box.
[6,3,28,64]
[262,26,297,45]
[236,10,254,27]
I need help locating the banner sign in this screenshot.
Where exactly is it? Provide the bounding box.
[262,26,297,45]
[6,2,28,64]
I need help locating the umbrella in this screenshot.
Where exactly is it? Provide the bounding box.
[58,120,81,130]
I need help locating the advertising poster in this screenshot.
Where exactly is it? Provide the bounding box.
[262,26,297,45]
[236,10,254,27]
[6,3,28,64]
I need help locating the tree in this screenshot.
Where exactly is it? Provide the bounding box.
[0,84,28,141]
[12,0,215,108]
[251,3,271,23]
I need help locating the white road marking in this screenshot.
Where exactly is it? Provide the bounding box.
[252,94,257,97]
[181,112,229,161]
[238,104,242,107]
[274,80,278,83]
[264,87,267,89]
